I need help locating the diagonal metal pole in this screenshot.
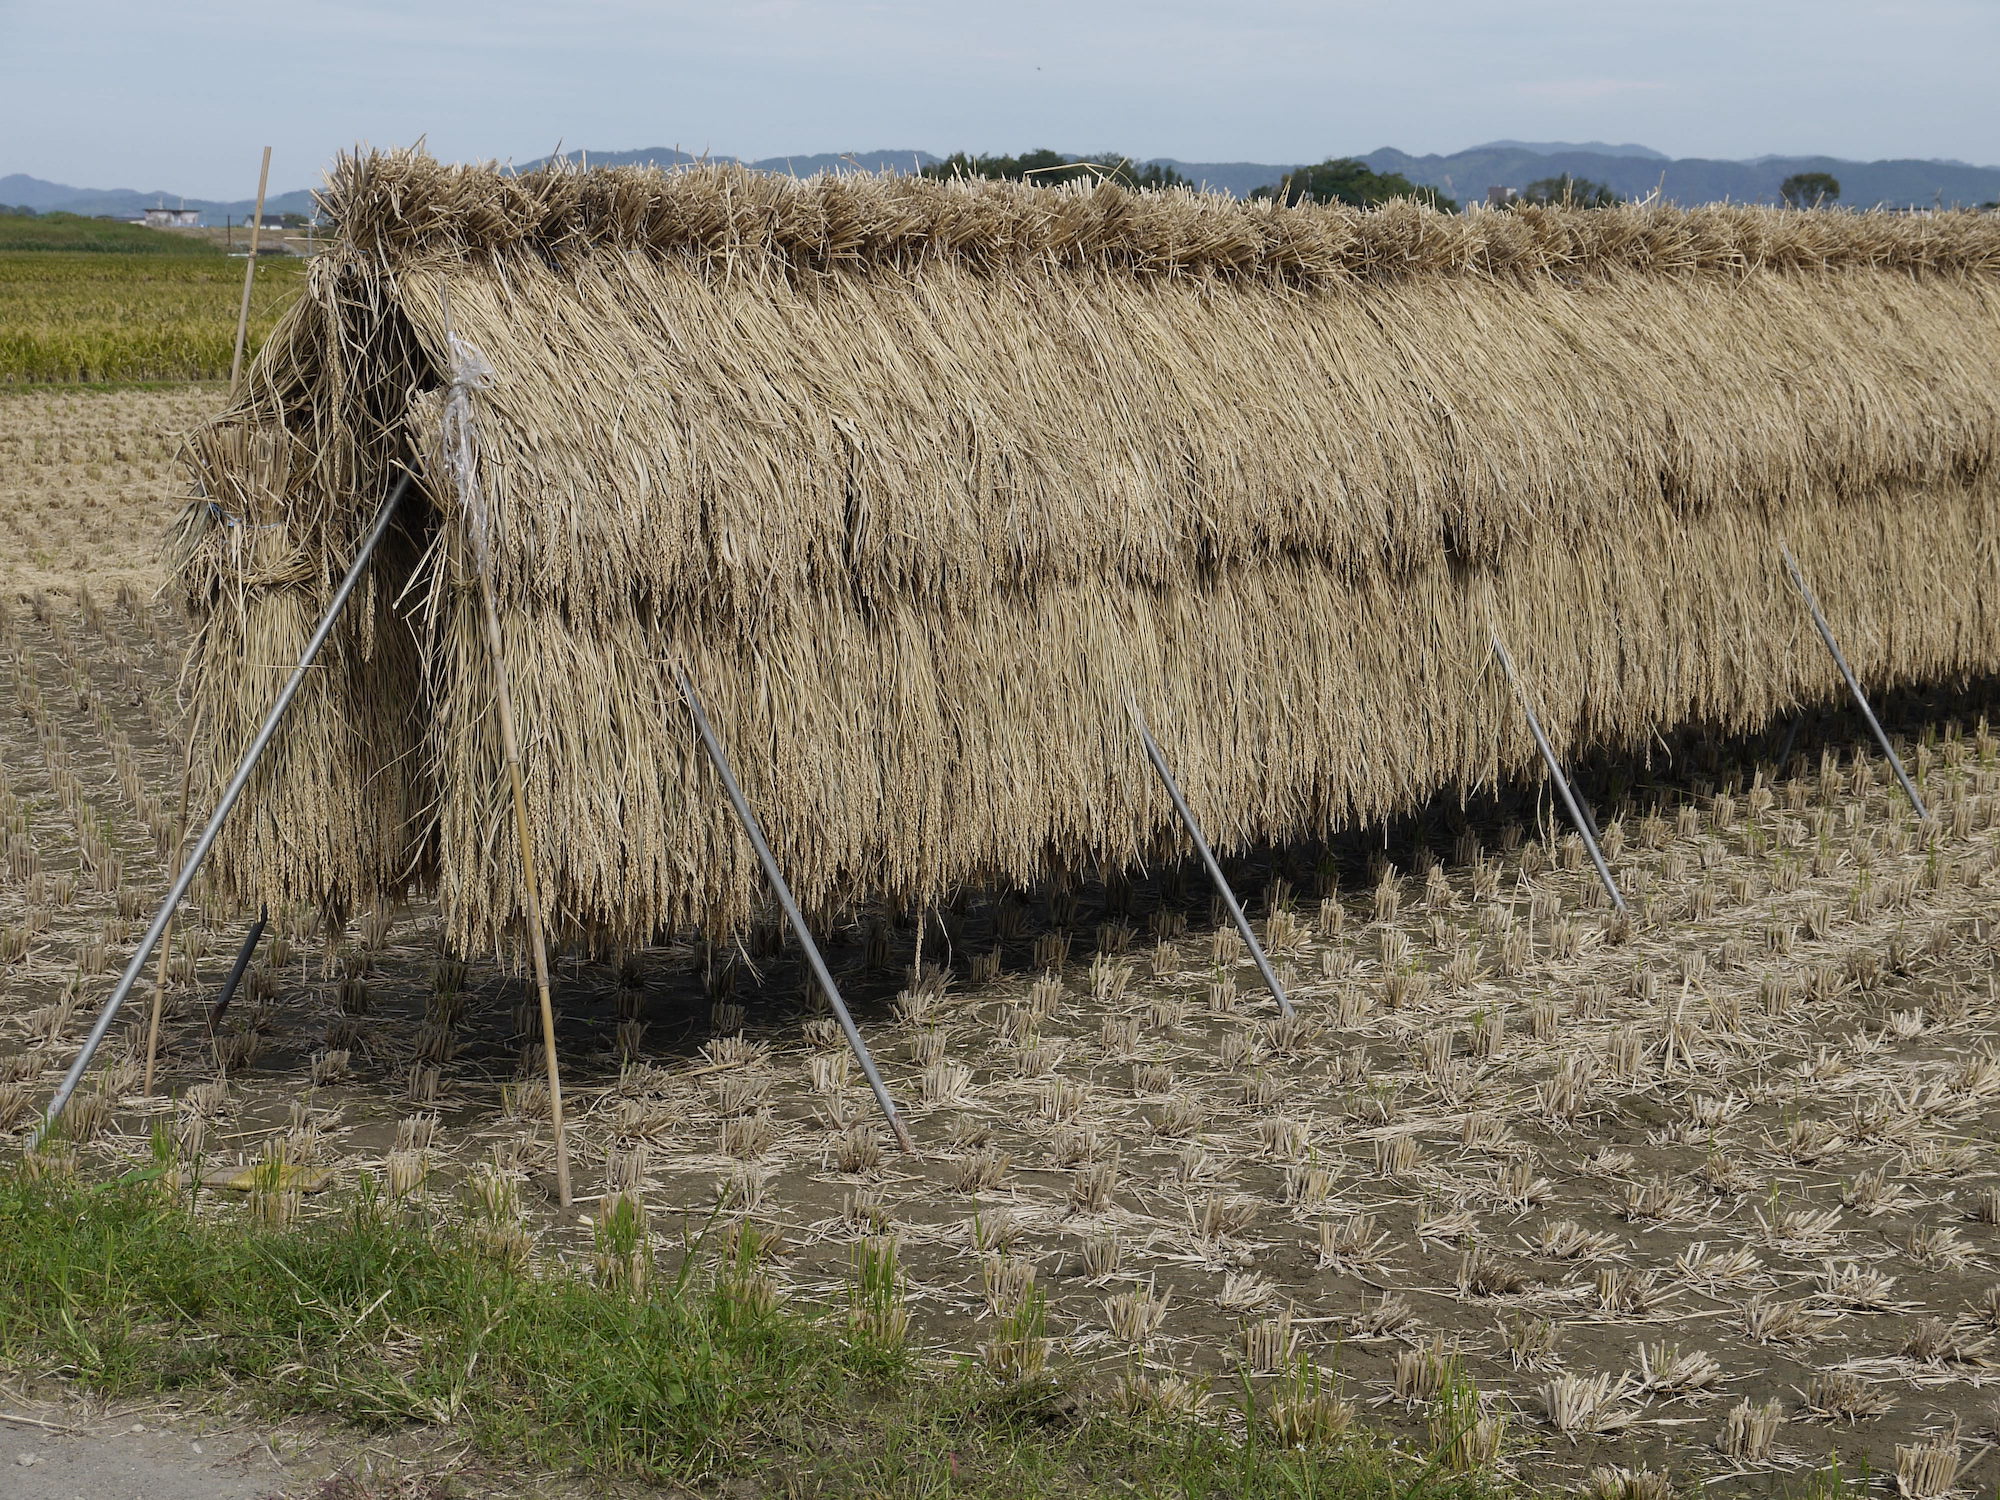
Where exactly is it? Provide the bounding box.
[1489,629,1626,912]
[674,665,915,1154]
[207,905,268,1034]
[35,474,411,1144]
[1126,699,1294,1018]
[142,697,207,1096]
[1778,542,1928,821]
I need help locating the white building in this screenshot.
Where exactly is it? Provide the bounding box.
[143,204,201,228]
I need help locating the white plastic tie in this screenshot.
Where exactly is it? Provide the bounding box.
[447,331,496,392]
[442,332,497,552]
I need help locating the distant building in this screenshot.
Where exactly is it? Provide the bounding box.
[144,204,201,228]
[1485,186,1520,209]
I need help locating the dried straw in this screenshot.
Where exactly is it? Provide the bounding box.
[176,150,2000,948]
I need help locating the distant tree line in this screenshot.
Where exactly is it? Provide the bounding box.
[1780,172,1841,208]
[1506,171,1855,211]
[1506,171,1849,210]
[924,151,1468,209]
[1249,159,1457,211]
[1517,174,1620,207]
[921,150,1191,191]
[0,204,35,217]
[910,154,1972,214]
[1247,161,1643,212]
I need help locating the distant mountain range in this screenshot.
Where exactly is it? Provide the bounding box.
[0,173,320,221]
[1474,139,1670,161]
[8,140,1997,223]
[1360,144,2000,210]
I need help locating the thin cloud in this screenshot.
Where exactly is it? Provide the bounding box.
[1515,80,1668,101]
[0,0,1992,195]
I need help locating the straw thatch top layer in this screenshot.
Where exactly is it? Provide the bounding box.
[325,150,2000,283]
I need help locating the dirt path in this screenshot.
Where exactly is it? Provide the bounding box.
[4,1407,294,1499]
[0,1395,598,1498]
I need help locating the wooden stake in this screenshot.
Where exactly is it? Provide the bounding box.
[468,530,572,1207]
[228,146,272,395]
[434,296,571,1205]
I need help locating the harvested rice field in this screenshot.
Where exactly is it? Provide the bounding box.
[0,383,218,594]
[8,388,2000,1496]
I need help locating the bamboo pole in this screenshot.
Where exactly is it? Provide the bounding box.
[35,478,410,1144]
[227,146,272,395]
[1125,699,1294,1018]
[467,530,573,1206]
[439,305,573,1208]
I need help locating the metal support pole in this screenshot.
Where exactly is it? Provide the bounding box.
[1773,713,1806,776]
[1489,630,1626,912]
[208,905,268,1033]
[143,699,207,1096]
[35,475,410,1144]
[1778,542,1928,821]
[674,666,915,1154]
[1570,785,1604,846]
[1126,700,1294,1018]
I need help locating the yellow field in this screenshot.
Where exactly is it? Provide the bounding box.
[0,252,304,385]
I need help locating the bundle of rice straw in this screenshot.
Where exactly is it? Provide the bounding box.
[178,148,2000,949]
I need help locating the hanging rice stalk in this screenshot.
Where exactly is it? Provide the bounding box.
[175,149,2000,950]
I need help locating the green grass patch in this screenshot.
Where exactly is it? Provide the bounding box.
[0,251,305,384]
[0,213,225,254]
[0,1169,1505,1498]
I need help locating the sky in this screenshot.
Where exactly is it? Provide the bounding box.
[3,0,1996,197]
